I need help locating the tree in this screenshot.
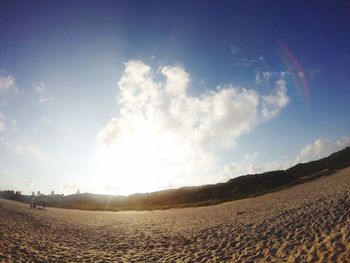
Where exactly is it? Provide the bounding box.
[76,189,80,194]
[51,190,55,195]
[3,190,14,199]
[37,191,41,196]
[32,191,35,196]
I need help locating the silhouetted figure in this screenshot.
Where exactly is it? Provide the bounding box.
[30,198,35,209]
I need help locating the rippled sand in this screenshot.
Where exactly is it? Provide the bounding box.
[1,168,350,262]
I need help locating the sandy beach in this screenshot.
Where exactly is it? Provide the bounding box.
[1,168,349,262]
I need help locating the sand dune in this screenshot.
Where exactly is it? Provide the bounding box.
[1,168,350,262]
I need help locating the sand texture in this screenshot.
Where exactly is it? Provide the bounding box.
[1,168,350,262]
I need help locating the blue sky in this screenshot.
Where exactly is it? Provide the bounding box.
[0,1,349,195]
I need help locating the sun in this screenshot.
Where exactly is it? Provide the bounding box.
[95,125,181,195]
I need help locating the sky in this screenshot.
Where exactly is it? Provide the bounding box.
[0,1,349,195]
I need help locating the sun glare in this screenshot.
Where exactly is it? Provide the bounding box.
[96,125,181,195]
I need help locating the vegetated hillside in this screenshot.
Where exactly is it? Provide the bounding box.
[2,147,350,211]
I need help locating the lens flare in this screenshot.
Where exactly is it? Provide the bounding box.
[277,40,311,107]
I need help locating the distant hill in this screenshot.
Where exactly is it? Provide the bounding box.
[1,146,350,211]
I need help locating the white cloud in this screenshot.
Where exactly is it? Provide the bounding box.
[0,113,5,131]
[234,56,266,68]
[255,71,271,85]
[261,78,289,119]
[0,74,16,95]
[296,136,350,163]
[0,74,17,105]
[33,83,53,103]
[255,70,287,85]
[234,58,259,67]
[222,153,260,178]
[12,142,46,161]
[0,73,17,133]
[96,61,289,194]
[221,135,350,180]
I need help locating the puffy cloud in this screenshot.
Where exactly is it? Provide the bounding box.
[261,78,289,119]
[221,135,350,179]
[336,136,350,148]
[33,83,53,103]
[255,71,272,85]
[96,61,289,194]
[296,136,350,163]
[0,74,17,105]
[0,74,16,95]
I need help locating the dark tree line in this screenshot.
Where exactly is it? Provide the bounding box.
[0,190,22,200]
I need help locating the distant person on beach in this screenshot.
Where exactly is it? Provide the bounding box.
[30,198,35,209]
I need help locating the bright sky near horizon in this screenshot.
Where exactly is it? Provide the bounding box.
[0,1,349,195]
